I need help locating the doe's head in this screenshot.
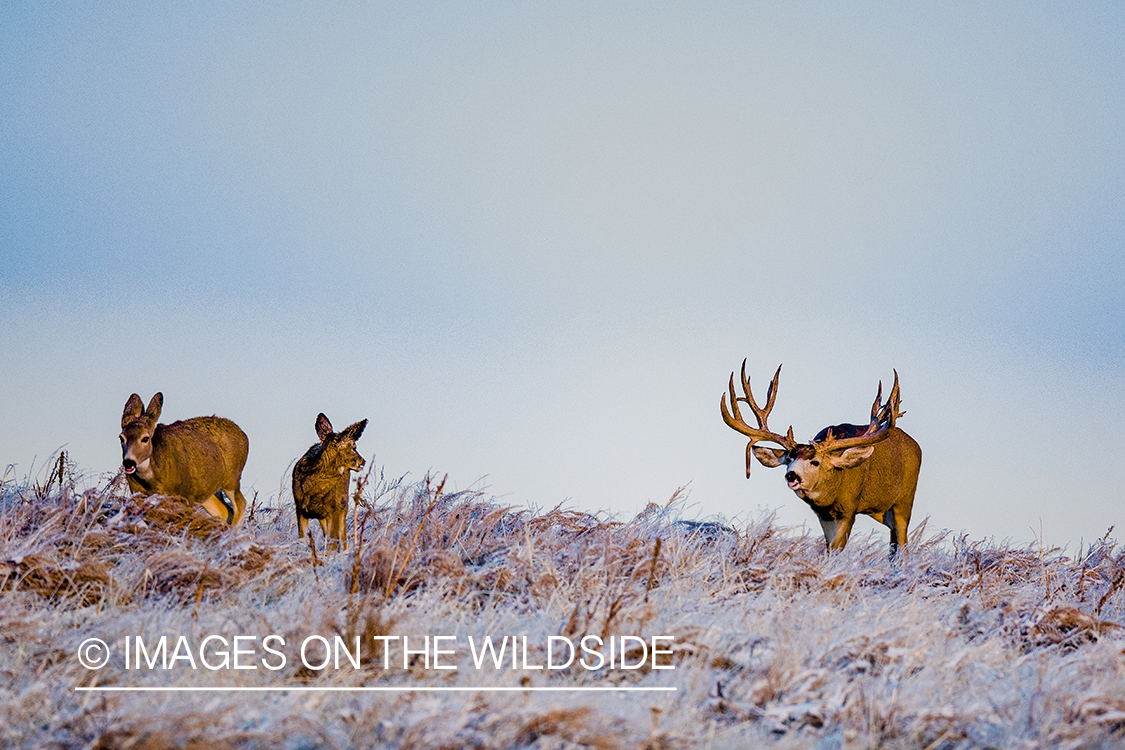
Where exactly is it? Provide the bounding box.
[120,392,163,475]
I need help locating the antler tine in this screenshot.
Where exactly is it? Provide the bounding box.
[887,369,905,421]
[720,361,796,451]
[764,362,782,415]
[818,370,906,453]
[737,360,783,428]
[725,372,745,423]
[873,370,905,427]
[869,380,883,425]
[739,359,754,407]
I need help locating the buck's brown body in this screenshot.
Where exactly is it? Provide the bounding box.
[778,424,921,552]
[120,393,249,525]
[293,414,366,551]
[721,361,922,554]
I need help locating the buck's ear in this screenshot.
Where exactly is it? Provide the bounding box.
[122,394,144,427]
[145,393,163,422]
[342,418,367,442]
[315,413,333,442]
[752,445,788,469]
[827,446,875,469]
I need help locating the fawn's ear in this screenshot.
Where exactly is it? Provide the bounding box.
[145,392,163,422]
[341,418,367,443]
[315,413,333,442]
[122,394,144,428]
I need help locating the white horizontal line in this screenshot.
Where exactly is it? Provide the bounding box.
[75,686,677,692]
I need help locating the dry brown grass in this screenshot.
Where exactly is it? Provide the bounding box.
[1,458,1123,749]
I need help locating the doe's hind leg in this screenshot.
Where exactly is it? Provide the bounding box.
[229,487,247,525]
[198,493,234,524]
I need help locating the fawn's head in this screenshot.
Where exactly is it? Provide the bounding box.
[313,413,367,475]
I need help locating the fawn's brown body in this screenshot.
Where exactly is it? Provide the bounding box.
[293,413,367,551]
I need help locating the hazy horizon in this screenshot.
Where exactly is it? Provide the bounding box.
[3,2,1122,550]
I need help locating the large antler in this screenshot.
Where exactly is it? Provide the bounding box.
[721,360,798,475]
[817,370,905,452]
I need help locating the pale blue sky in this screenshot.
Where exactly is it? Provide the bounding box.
[2,2,1122,549]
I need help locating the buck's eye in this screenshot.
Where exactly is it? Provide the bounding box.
[119,435,125,443]
[141,436,149,443]
[810,460,820,467]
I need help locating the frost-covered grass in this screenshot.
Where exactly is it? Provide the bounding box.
[1,456,1123,749]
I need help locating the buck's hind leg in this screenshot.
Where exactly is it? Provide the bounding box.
[881,508,900,558]
[881,506,911,559]
[895,503,911,556]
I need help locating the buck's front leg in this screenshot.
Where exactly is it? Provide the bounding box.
[829,515,856,551]
[818,517,837,550]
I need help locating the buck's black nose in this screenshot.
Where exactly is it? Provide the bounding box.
[785,471,799,484]
[122,459,136,470]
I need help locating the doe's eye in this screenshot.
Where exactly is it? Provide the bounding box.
[141,436,149,443]
[810,460,820,467]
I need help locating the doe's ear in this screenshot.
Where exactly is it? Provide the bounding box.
[145,393,163,422]
[751,445,789,470]
[122,394,144,428]
[827,446,875,469]
[315,413,333,442]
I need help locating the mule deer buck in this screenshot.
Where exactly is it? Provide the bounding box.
[293,413,367,551]
[120,393,249,525]
[721,360,921,555]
